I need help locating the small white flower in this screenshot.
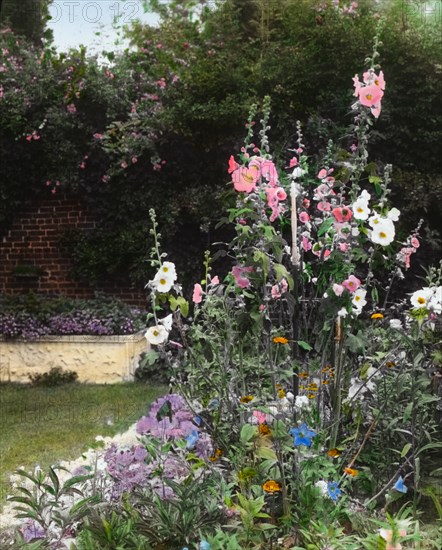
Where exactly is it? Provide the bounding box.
[315,480,328,495]
[389,319,402,329]
[370,219,395,246]
[352,198,370,220]
[159,314,173,332]
[351,227,360,237]
[294,395,310,411]
[286,391,294,402]
[145,325,169,345]
[291,167,306,179]
[352,288,367,310]
[387,207,400,222]
[410,287,434,309]
[338,307,349,318]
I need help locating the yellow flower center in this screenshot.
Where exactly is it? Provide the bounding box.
[160,278,167,285]
[163,267,169,272]
[355,296,361,302]
[379,232,387,239]
[357,207,364,213]
[417,297,426,304]
[366,93,373,100]
[153,330,159,337]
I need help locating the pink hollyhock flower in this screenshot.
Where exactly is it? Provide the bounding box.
[228,155,239,174]
[353,74,362,97]
[261,160,278,185]
[289,157,298,168]
[315,184,331,199]
[358,84,383,107]
[121,161,128,169]
[192,283,203,304]
[302,236,312,252]
[411,237,420,248]
[232,266,253,289]
[317,168,328,179]
[299,212,310,223]
[303,198,310,208]
[131,156,138,164]
[339,242,349,252]
[317,201,331,212]
[93,133,103,139]
[269,205,282,222]
[342,275,361,293]
[271,278,288,299]
[266,187,278,207]
[364,70,386,90]
[101,175,110,183]
[66,103,76,113]
[210,275,220,285]
[232,165,260,193]
[79,162,85,169]
[275,187,287,201]
[333,284,344,296]
[371,103,382,119]
[332,207,353,223]
[259,304,266,312]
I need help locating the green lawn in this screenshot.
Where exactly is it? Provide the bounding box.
[0,382,166,506]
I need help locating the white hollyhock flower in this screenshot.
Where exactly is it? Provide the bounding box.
[428,286,442,313]
[291,167,306,179]
[352,198,370,220]
[352,288,367,310]
[337,307,349,318]
[360,189,371,202]
[410,287,434,309]
[145,325,169,345]
[387,207,400,222]
[159,314,173,332]
[157,261,177,281]
[152,273,174,293]
[368,213,382,228]
[370,219,395,246]
[389,319,402,329]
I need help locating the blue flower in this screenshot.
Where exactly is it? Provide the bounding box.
[199,541,211,550]
[289,423,317,447]
[393,476,408,494]
[185,429,199,449]
[327,481,342,502]
[193,415,203,426]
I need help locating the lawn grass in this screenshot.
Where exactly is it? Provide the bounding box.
[0,382,166,506]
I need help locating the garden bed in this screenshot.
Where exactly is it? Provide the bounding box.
[0,332,149,383]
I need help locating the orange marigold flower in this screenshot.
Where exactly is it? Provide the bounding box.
[240,395,254,403]
[322,380,329,385]
[262,480,282,493]
[209,455,217,462]
[327,448,342,458]
[273,336,289,344]
[386,361,395,368]
[215,448,223,457]
[344,467,359,477]
[371,313,384,319]
[259,423,271,435]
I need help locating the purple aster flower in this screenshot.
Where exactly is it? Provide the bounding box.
[20,519,46,542]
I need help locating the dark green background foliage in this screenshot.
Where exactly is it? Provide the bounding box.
[0,0,440,292]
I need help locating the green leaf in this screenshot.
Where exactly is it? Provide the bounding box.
[317,218,334,237]
[400,443,412,458]
[240,423,257,445]
[255,447,277,461]
[297,340,312,351]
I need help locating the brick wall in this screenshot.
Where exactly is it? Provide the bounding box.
[0,193,146,306]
